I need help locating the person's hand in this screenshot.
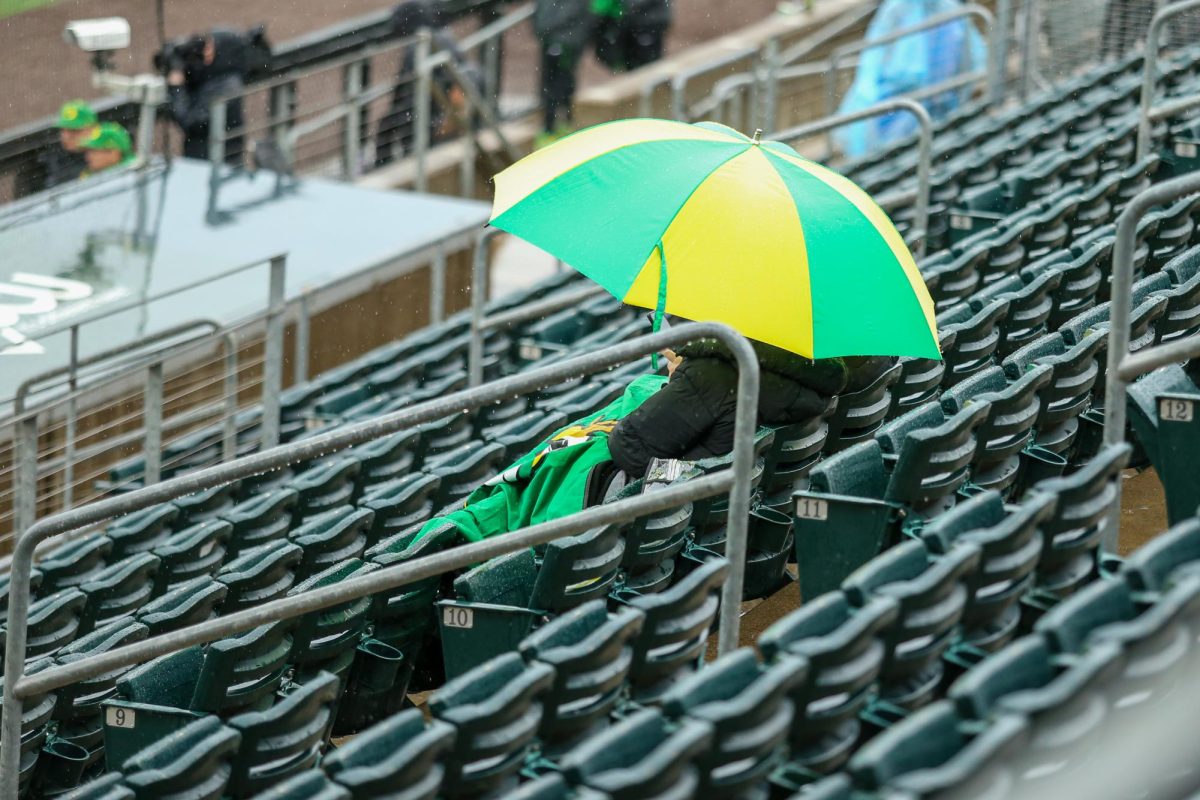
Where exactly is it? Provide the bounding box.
[661,348,682,377]
[167,70,185,87]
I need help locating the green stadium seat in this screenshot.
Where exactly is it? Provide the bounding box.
[247,771,349,800]
[1002,330,1106,457]
[217,541,304,613]
[976,269,1063,357]
[1029,443,1130,603]
[880,401,990,516]
[940,364,1053,496]
[537,381,624,421]
[790,774,853,800]
[359,473,442,546]
[518,600,645,754]
[149,520,233,595]
[438,525,624,677]
[686,430,774,554]
[483,410,568,462]
[1127,365,1200,524]
[607,477,691,595]
[288,459,362,519]
[922,491,1054,658]
[938,298,1010,386]
[843,541,981,718]
[311,383,373,420]
[120,715,240,800]
[425,441,507,509]
[1122,517,1200,594]
[889,332,956,421]
[103,505,180,560]
[1034,574,1200,713]
[38,536,113,594]
[429,652,554,798]
[220,490,300,557]
[2,656,57,797]
[365,357,423,396]
[321,708,455,799]
[662,648,806,798]
[823,362,903,454]
[472,391,532,437]
[347,429,424,489]
[112,620,292,725]
[1044,241,1107,329]
[559,708,712,800]
[1061,292,1168,358]
[760,418,829,513]
[225,671,340,797]
[619,558,727,704]
[0,589,87,670]
[1157,247,1200,343]
[287,559,377,683]
[948,634,1124,791]
[136,578,228,637]
[172,485,237,527]
[49,619,149,783]
[845,700,1028,799]
[288,506,373,583]
[58,773,133,800]
[77,553,160,635]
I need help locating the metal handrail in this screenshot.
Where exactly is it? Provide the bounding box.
[0,322,762,798]
[1135,0,1200,161]
[771,98,933,257]
[1101,173,1200,554]
[824,3,998,118]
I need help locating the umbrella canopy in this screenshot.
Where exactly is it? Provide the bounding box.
[489,118,939,360]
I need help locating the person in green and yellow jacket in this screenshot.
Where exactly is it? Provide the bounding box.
[78,123,135,178]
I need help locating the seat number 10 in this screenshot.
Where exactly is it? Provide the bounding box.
[443,606,474,629]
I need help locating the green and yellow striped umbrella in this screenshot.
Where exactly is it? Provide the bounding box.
[490,118,939,359]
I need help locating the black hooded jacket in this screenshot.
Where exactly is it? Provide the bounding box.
[609,340,856,477]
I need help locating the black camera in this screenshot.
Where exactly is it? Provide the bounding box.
[152,34,206,77]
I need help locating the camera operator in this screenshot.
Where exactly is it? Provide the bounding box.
[161,30,249,162]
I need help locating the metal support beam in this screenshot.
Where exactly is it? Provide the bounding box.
[468,227,503,387]
[206,100,227,223]
[413,29,433,193]
[294,292,311,386]
[223,333,239,463]
[63,326,79,510]
[260,256,287,449]
[343,59,365,179]
[431,245,447,325]
[142,362,164,485]
[0,322,760,800]
[1102,172,1200,554]
[772,98,934,257]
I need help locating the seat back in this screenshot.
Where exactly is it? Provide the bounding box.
[519,601,645,750]
[992,266,1064,356]
[105,505,180,560]
[288,506,374,582]
[217,541,303,613]
[194,622,294,714]
[2,656,58,795]
[531,524,625,613]
[136,578,228,637]
[429,652,554,798]
[940,298,1011,386]
[824,363,904,454]
[483,410,568,461]
[882,403,991,516]
[38,536,113,593]
[349,429,424,489]
[121,715,241,800]
[622,558,728,703]
[226,672,340,797]
[1032,443,1130,598]
[560,709,712,800]
[287,458,362,518]
[150,520,233,594]
[844,541,981,710]
[249,771,350,800]
[220,489,299,557]
[426,441,508,508]
[322,708,455,799]
[760,417,829,509]
[359,473,442,546]
[287,560,377,680]
[172,485,237,527]
[78,553,161,635]
[662,648,807,796]
[1004,331,1105,454]
[9,588,87,664]
[1122,517,1200,594]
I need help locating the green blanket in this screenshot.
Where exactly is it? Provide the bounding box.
[418,374,667,543]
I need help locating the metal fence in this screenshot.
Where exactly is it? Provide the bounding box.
[0,321,762,800]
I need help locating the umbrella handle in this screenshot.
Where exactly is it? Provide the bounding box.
[650,239,668,370]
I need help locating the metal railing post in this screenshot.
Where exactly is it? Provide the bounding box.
[1019,0,1038,100]
[260,256,287,449]
[294,292,311,386]
[468,228,501,387]
[143,362,164,485]
[414,29,434,193]
[223,333,239,462]
[1101,173,1200,554]
[430,244,447,326]
[343,59,365,179]
[0,323,760,799]
[1136,0,1200,162]
[771,98,934,257]
[63,325,79,510]
[762,37,781,134]
[990,0,1011,103]
[206,100,227,224]
[13,417,37,538]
